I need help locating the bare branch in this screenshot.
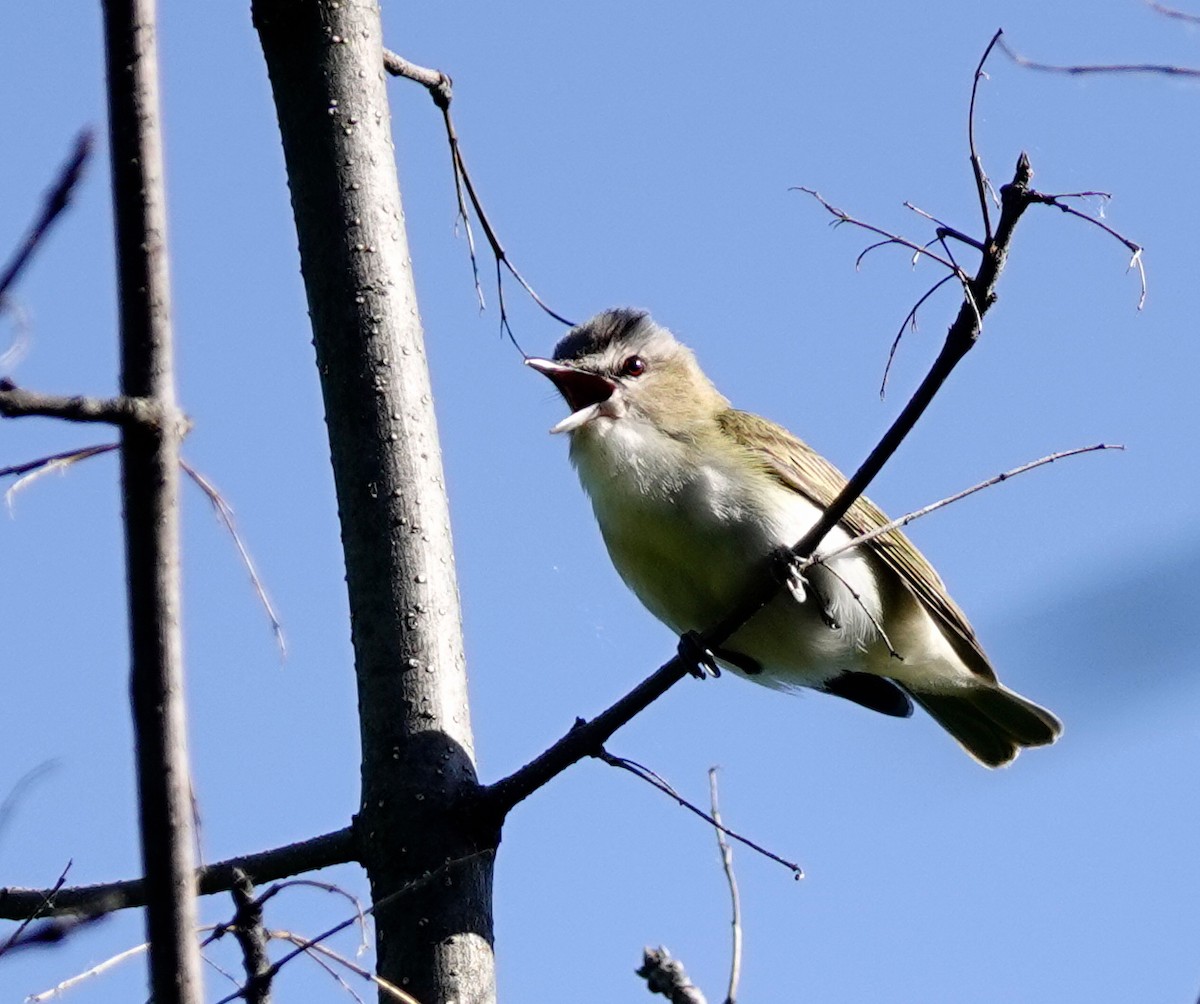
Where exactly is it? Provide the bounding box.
[598,752,803,879]
[380,49,445,90]
[210,851,492,1004]
[0,383,166,426]
[810,444,1122,570]
[0,130,93,308]
[0,760,60,845]
[998,37,1200,76]
[708,769,742,1004]
[3,444,117,509]
[1026,192,1147,307]
[272,933,422,1004]
[0,862,71,956]
[102,0,201,994]
[382,46,576,345]
[230,872,272,1004]
[1148,0,1200,23]
[28,942,149,1002]
[795,188,962,274]
[270,934,369,1003]
[0,826,355,920]
[880,273,956,399]
[969,30,1004,244]
[819,562,902,660]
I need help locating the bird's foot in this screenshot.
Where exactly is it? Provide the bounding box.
[770,547,840,629]
[770,546,808,603]
[677,630,721,680]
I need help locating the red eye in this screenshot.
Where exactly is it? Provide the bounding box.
[620,355,646,377]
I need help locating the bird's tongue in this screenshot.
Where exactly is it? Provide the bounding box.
[525,358,617,432]
[549,368,614,412]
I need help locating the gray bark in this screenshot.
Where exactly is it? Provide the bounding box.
[101,0,203,1001]
[253,2,497,1002]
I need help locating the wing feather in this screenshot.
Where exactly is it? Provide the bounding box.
[716,409,995,681]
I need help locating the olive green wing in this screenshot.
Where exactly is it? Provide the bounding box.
[716,409,995,681]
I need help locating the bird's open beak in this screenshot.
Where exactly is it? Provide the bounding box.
[525,357,617,434]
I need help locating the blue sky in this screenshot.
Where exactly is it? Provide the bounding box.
[4,2,1200,1001]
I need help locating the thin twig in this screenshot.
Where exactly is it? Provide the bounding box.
[598,752,803,879]
[998,37,1200,77]
[797,189,961,274]
[271,933,367,1004]
[904,202,985,251]
[0,444,117,481]
[969,31,1004,244]
[708,770,742,1004]
[382,46,575,348]
[0,760,60,845]
[0,131,93,308]
[209,851,492,1004]
[1148,0,1200,23]
[28,942,149,1002]
[809,444,1122,570]
[273,932,421,1004]
[0,862,71,956]
[180,461,286,658]
[880,274,956,399]
[820,562,902,660]
[3,444,117,511]
[1026,192,1147,308]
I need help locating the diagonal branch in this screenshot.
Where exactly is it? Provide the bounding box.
[597,752,803,878]
[808,443,1121,571]
[0,131,93,308]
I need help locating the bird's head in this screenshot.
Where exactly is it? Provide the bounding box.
[526,309,727,437]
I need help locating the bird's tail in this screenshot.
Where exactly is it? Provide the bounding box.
[907,683,1062,768]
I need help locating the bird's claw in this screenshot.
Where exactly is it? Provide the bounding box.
[678,630,721,680]
[770,546,808,604]
[771,547,840,629]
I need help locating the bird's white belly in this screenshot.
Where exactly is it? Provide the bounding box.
[571,420,884,687]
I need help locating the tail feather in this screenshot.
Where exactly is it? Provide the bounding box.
[907,684,1062,768]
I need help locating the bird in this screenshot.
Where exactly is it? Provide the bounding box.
[526,307,1062,767]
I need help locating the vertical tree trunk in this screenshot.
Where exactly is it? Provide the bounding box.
[253,3,497,1002]
[102,0,202,1001]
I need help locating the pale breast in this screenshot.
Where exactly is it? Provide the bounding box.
[569,415,888,683]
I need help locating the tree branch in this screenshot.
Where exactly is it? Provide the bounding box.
[0,383,168,426]
[101,0,201,1000]
[0,130,93,308]
[229,872,272,1004]
[998,37,1200,77]
[0,826,355,920]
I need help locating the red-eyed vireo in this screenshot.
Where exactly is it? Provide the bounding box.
[527,308,1062,767]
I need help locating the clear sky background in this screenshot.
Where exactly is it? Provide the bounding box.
[4,2,1200,1002]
